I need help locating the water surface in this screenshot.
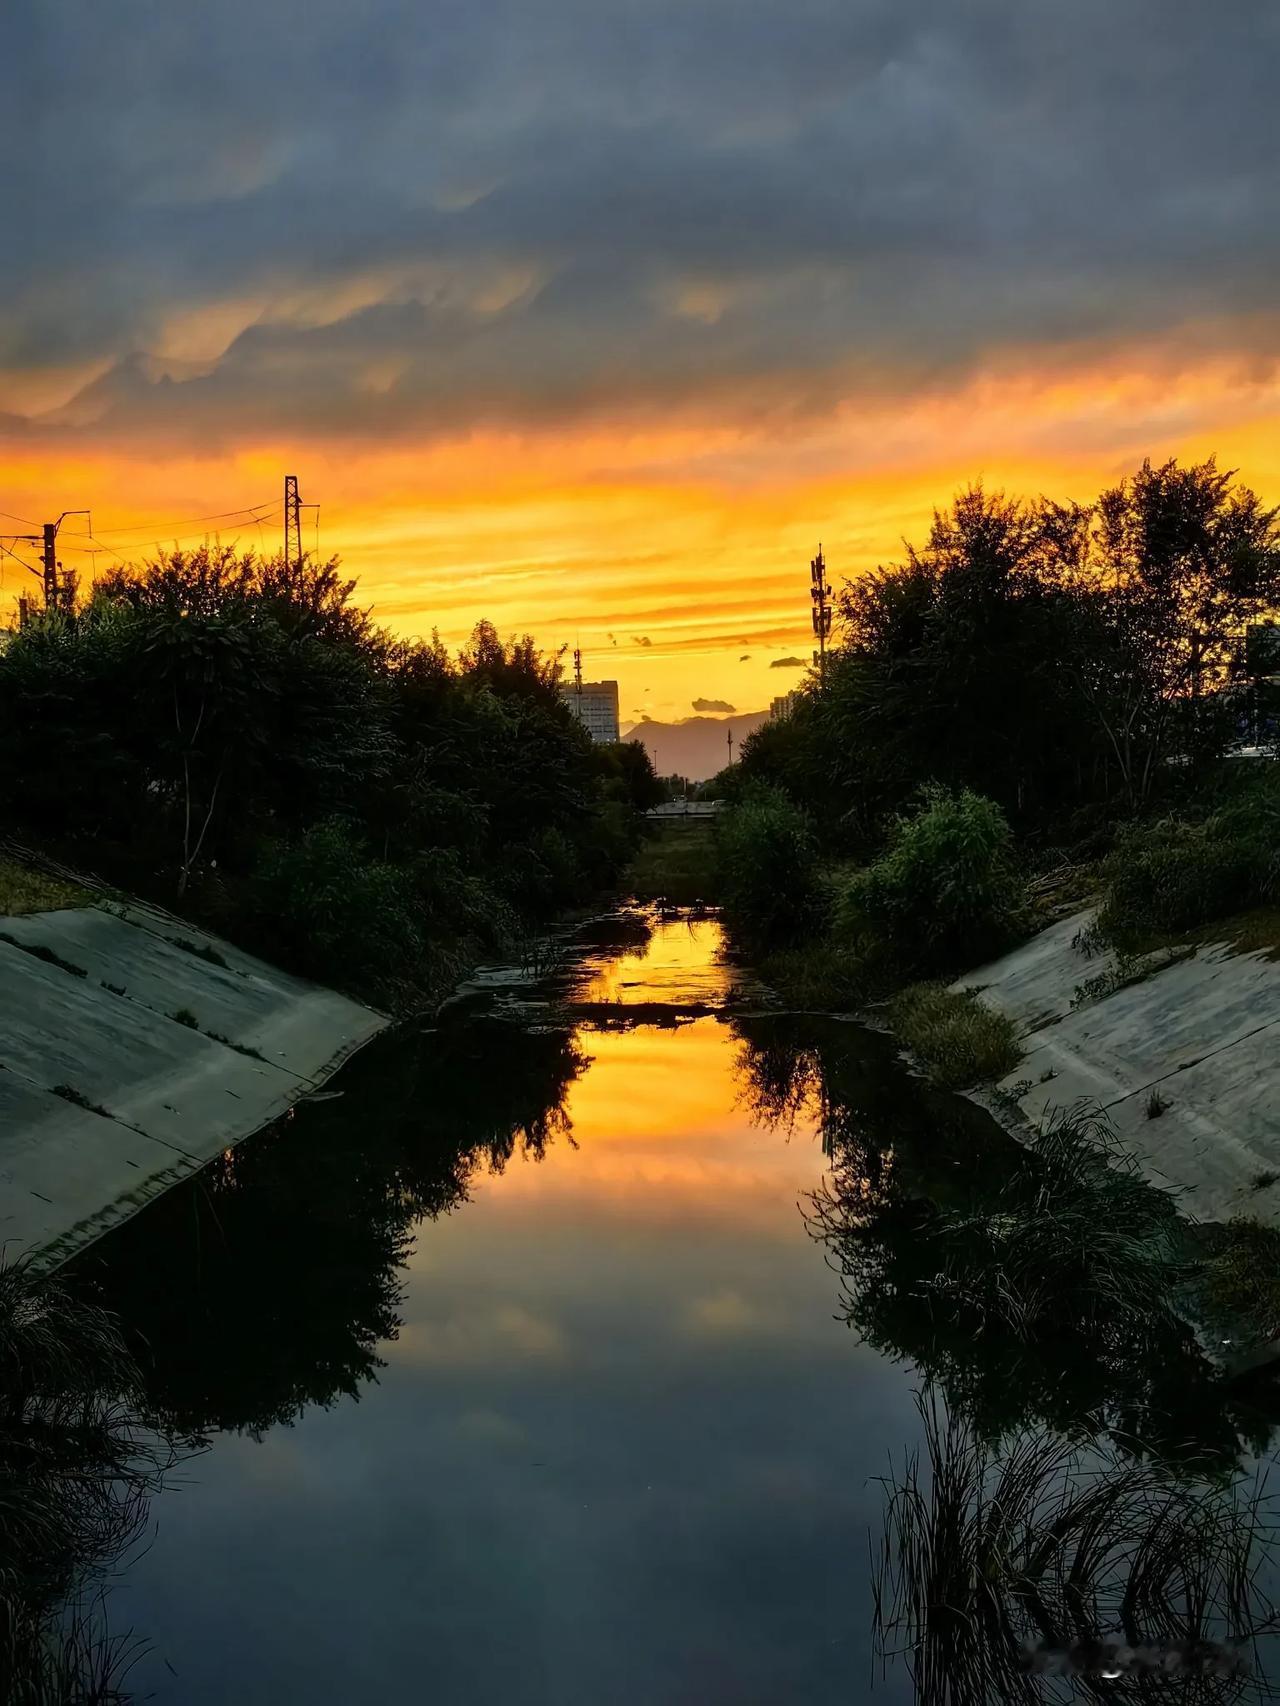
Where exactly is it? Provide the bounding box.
[70,912,1280,1702]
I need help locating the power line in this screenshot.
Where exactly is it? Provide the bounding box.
[59,499,278,539]
[0,509,38,528]
[0,539,41,577]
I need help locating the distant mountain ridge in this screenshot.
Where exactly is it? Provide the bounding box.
[620,710,770,781]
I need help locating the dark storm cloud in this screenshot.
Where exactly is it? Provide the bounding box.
[770,656,806,667]
[4,0,1280,443]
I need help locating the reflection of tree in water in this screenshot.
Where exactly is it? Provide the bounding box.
[732,1014,1280,1475]
[1,1261,182,1699]
[70,1019,586,1443]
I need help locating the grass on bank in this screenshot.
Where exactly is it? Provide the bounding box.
[0,855,89,917]
[883,982,1023,1090]
[624,819,719,905]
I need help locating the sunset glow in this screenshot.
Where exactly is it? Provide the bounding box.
[6,2,1280,720]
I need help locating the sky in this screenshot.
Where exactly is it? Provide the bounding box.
[4,1,1280,721]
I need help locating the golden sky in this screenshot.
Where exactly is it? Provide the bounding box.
[5,2,1280,721]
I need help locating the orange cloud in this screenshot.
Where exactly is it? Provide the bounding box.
[6,329,1280,719]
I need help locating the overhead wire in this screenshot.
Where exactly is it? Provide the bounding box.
[58,499,279,539]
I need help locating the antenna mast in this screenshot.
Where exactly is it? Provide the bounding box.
[810,543,831,676]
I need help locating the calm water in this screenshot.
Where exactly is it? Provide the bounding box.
[68,913,1280,1703]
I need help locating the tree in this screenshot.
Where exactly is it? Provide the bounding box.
[1073,457,1280,804]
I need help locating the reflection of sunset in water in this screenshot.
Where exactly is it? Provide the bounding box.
[101,916,920,1706]
[442,1017,821,1245]
[571,914,732,1008]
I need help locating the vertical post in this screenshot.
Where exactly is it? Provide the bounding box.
[810,543,831,677]
[42,523,58,611]
[726,725,734,766]
[573,646,584,727]
[284,474,302,574]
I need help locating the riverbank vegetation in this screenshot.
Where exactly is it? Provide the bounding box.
[714,456,1280,1064]
[623,818,718,905]
[881,983,1023,1090]
[874,1393,1278,1705]
[0,548,661,1007]
[736,1014,1278,1465]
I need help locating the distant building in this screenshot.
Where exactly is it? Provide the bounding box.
[769,693,798,721]
[562,678,620,743]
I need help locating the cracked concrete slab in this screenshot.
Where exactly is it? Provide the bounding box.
[0,899,388,1265]
[961,911,1280,1224]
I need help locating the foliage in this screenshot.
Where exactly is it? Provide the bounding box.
[838,786,1026,976]
[624,820,718,905]
[1099,770,1280,943]
[884,982,1022,1089]
[715,784,825,948]
[736,460,1280,861]
[0,546,657,1006]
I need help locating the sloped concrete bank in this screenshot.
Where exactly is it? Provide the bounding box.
[959,912,1280,1226]
[0,895,387,1266]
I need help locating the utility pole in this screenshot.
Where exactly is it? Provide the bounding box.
[572,646,584,726]
[726,725,735,766]
[11,511,90,612]
[284,474,302,573]
[810,543,831,677]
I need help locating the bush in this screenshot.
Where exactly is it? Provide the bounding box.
[1099,783,1280,942]
[716,785,825,948]
[884,982,1022,1089]
[252,818,426,998]
[838,786,1025,976]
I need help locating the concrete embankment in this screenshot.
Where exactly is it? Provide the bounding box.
[961,912,1280,1225]
[0,895,387,1266]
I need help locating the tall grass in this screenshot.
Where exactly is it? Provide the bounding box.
[885,982,1023,1088]
[874,1392,1277,1705]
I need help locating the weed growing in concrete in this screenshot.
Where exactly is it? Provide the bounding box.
[1146,1088,1172,1119]
[1251,1171,1279,1192]
[207,1031,266,1060]
[169,936,229,969]
[170,1008,198,1028]
[100,980,127,996]
[50,1085,113,1119]
[0,933,87,977]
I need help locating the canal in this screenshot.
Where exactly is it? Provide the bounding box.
[68,910,1280,1702]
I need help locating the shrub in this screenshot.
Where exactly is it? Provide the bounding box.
[252,817,425,998]
[884,982,1022,1089]
[838,786,1025,976]
[1099,791,1280,943]
[716,785,825,948]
